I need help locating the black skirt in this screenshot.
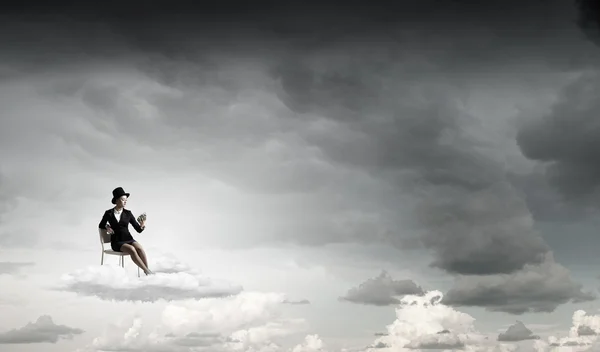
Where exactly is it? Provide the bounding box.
[111,239,137,252]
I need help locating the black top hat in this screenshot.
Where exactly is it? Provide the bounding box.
[111,187,130,204]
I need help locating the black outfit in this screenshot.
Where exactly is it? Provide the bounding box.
[98,208,145,252]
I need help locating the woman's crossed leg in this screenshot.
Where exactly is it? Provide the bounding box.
[120,243,152,275]
[131,242,150,272]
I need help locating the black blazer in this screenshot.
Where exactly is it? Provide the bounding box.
[98,208,145,243]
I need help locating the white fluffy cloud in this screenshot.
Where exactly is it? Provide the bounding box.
[75,291,314,352]
[55,256,243,302]
[38,251,600,352]
[360,290,523,352]
[67,280,600,352]
[531,309,600,351]
[290,335,328,352]
[159,291,297,334]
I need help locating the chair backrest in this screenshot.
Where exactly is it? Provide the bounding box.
[98,228,111,246]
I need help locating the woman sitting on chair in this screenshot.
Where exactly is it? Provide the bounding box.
[98,187,153,275]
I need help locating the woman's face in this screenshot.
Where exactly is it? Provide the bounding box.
[116,196,127,208]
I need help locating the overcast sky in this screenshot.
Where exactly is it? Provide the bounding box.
[3,0,600,351]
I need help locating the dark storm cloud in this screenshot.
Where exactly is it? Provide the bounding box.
[3,0,598,71]
[517,71,600,206]
[4,0,577,33]
[0,315,84,344]
[507,169,591,222]
[240,1,593,278]
[414,182,550,275]
[576,0,600,47]
[269,47,554,275]
[497,321,540,342]
[273,73,559,276]
[442,254,596,314]
[3,0,599,314]
[1,1,584,273]
[339,271,424,306]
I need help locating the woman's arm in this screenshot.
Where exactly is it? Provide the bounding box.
[98,211,109,229]
[129,211,145,233]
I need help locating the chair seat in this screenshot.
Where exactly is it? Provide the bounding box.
[103,249,130,256]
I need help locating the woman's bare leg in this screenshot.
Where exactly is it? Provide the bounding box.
[132,242,149,270]
[120,244,151,274]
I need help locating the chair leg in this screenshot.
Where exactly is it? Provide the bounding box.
[137,267,140,277]
[101,252,104,265]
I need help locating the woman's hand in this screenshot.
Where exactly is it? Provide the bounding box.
[137,212,147,224]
